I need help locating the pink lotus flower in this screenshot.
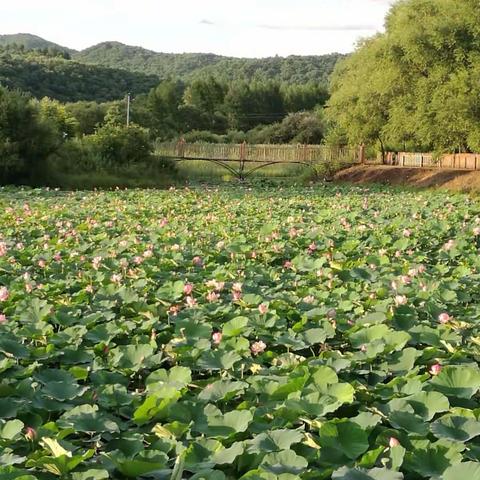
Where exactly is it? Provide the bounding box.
[206,280,225,291]
[85,285,94,294]
[443,239,455,251]
[134,256,144,265]
[183,283,194,295]
[212,332,222,344]
[216,241,225,250]
[206,291,219,302]
[192,256,203,266]
[438,312,451,324]
[92,256,102,270]
[395,295,408,306]
[0,242,7,257]
[159,218,168,227]
[232,291,242,301]
[418,264,426,273]
[308,243,317,253]
[168,305,180,316]
[25,427,37,441]
[0,314,6,324]
[0,287,9,302]
[473,227,480,236]
[232,282,243,292]
[111,274,122,284]
[251,340,267,355]
[403,229,411,238]
[389,437,400,448]
[400,275,412,285]
[429,363,442,375]
[53,253,62,262]
[284,260,293,269]
[38,259,46,269]
[258,303,269,315]
[303,295,315,304]
[143,249,153,258]
[185,296,197,307]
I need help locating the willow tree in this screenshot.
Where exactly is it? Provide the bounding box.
[327,0,480,155]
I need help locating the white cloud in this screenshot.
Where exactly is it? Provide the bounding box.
[2,0,393,56]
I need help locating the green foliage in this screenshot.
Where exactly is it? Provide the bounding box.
[0,87,60,183]
[74,41,343,84]
[247,111,326,144]
[0,33,75,55]
[1,184,480,477]
[328,0,480,154]
[0,48,160,102]
[64,101,111,135]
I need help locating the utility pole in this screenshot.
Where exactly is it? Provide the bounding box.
[126,93,131,127]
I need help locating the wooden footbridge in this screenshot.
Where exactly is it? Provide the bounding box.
[156,140,363,180]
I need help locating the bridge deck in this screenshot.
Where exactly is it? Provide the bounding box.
[156,141,360,165]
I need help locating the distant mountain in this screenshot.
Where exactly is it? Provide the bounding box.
[0,34,345,102]
[73,41,344,84]
[0,49,159,102]
[0,33,75,54]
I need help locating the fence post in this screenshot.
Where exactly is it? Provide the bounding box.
[177,138,186,158]
[359,144,366,165]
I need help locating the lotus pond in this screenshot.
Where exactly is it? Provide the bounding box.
[1,184,480,480]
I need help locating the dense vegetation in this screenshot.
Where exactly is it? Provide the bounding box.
[0,75,329,187]
[0,33,74,55]
[2,184,480,479]
[327,0,480,156]
[0,48,160,102]
[74,42,343,85]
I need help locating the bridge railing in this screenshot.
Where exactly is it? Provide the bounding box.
[155,140,361,165]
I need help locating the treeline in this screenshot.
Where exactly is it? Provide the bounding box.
[74,42,343,85]
[0,48,160,102]
[0,75,328,186]
[327,0,480,155]
[0,86,171,188]
[125,77,328,142]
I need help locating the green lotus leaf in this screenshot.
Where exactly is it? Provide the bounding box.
[57,404,120,433]
[198,380,247,402]
[146,366,192,391]
[0,420,24,440]
[318,419,370,463]
[431,414,480,442]
[332,467,404,479]
[109,344,155,371]
[442,462,480,480]
[247,429,304,454]
[222,317,249,337]
[430,365,480,399]
[260,449,308,475]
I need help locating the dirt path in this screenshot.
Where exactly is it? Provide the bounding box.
[334,165,480,193]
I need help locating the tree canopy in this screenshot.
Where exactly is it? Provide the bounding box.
[327,0,480,154]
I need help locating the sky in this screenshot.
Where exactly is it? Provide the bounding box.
[2,0,394,57]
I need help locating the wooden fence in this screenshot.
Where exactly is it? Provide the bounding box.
[156,140,362,166]
[383,152,480,170]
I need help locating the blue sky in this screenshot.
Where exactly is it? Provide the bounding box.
[2,0,394,57]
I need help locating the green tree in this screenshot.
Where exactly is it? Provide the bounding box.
[147,80,185,138]
[327,0,480,155]
[0,87,57,182]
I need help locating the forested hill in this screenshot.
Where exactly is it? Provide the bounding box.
[0,49,159,102]
[0,33,75,55]
[73,41,344,84]
[0,33,344,102]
